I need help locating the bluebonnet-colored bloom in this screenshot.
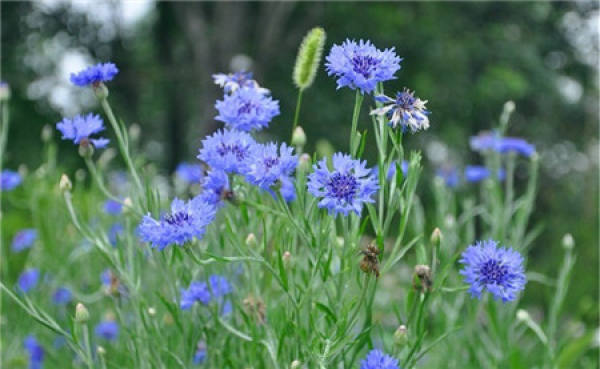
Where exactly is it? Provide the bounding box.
[213,71,269,94]
[70,62,118,87]
[464,165,505,183]
[279,176,296,203]
[198,129,256,174]
[208,275,232,298]
[56,113,109,149]
[94,320,119,341]
[193,342,207,364]
[1,169,21,191]
[103,200,122,215]
[11,229,37,252]
[386,160,409,181]
[215,88,280,132]
[180,281,211,310]
[101,269,112,287]
[325,39,402,94]
[360,349,400,369]
[24,335,44,369]
[470,132,535,158]
[108,223,124,246]
[137,197,216,250]
[371,89,430,132]
[52,287,72,305]
[176,162,205,184]
[18,268,39,293]
[199,170,231,206]
[307,153,379,216]
[435,167,459,188]
[245,142,297,191]
[459,240,526,302]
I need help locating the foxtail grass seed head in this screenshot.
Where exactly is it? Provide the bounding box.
[394,325,408,346]
[431,227,442,245]
[291,126,307,147]
[293,27,326,90]
[562,233,574,250]
[59,174,72,192]
[75,303,89,323]
[246,233,257,247]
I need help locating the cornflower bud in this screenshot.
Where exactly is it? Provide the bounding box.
[298,153,311,172]
[246,233,257,247]
[148,307,156,316]
[291,126,307,148]
[282,251,292,268]
[75,303,89,323]
[93,83,109,100]
[394,324,408,346]
[97,346,106,355]
[290,360,302,369]
[430,227,442,245]
[41,124,53,142]
[59,174,72,192]
[562,233,574,250]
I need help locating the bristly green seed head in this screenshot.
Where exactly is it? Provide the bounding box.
[293,27,326,91]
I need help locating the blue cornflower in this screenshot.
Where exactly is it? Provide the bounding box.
[371,89,430,132]
[198,129,256,174]
[1,169,21,191]
[94,320,119,341]
[325,39,402,94]
[52,287,72,305]
[360,349,400,369]
[245,142,298,192]
[108,223,124,246]
[180,281,211,310]
[307,153,379,216]
[470,132,535,158]
[193,342,207,364]
[12,229,37,252]
[101,269,112,287]
[279,176,296,203]
[435,167,459,188]
[386,160,409,181]
[70,62,119,87]
[208,275,232,298]
[459,240,526,302]
[176,162,205,184]
[103,199,122,215]
[18,268,39,293]
[213,71,269,94]
[199,170,231,206]
[215,88,280,132]
[464,165,505,183]
[56,113,109,149]
[137,197,216,250]
[24,335,44,369]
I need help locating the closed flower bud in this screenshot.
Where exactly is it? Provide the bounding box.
[97,346,106,355]
[129,123,141,142]
[78,140,94,157]
[123,197,133,212]
[59,174,72,192]
[291,126,307,148]
[290,360,302,369]
[394,324,408,346]
[298,153,311,172]
[562,233,574,250]
[504,100,516,115]
[282,251,292,268]
[413,264,432,292]
[293,27,326,90]
[75,303,89,323]
[148,307,156,316]
[516,309,530,322]
[93,83,109,100]
[430,227,442,245]
[41,124,53,142]
[246,233,257,247]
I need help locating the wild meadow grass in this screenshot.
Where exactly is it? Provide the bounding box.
[0,28,596,369]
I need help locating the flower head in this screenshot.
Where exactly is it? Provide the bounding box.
[1,169,21,191]
[308,153,379,216]
[435,166,459,188]
[245,142,298,191]
[371,89,430,132]
[137,197,216,250]
[464,165,505,183]
[193,342,207,364]
[208,275,232,298]
[325,39,402,94]
[103,200,122,215]
[199,170,231,206]
[70,62,119,87]
[470,132,535,158]
[180,281,211,310]
[12,229,37,252]
[198,129,256,174]
[176,163,205,184]
[56,113,109,149]
[213,71,269,94]
[360,349,400,369]
[24,335,44,369]
[52,287,72,305]
[18,268,39,293]
[95,320,119,341]
[386,160,409,181]
[215,88,280,132]
[459,240,526,302]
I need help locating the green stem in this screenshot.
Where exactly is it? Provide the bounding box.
[82,324,95,369]
[99,98,144,195]
[350,91,364,157]
[291,89,303,138]
[0,99,9,356]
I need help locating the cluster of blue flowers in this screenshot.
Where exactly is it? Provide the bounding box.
[470,131,535,158]
[180,274,232,311]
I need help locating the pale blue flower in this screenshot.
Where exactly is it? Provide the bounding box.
[198,129,256,174]
[215,88,280,131]
[371,89,430,132]
[56,113,109,149]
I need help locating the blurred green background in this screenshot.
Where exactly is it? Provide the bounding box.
[2,1,598,327]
